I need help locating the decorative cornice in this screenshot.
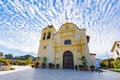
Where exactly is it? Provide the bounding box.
[53,43,86,48]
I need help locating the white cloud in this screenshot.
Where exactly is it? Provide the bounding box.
[0,0,120,58]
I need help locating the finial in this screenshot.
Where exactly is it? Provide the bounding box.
[65,10,69,22]
[65,17,69,22]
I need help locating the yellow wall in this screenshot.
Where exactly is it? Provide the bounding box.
[38,23,92,68]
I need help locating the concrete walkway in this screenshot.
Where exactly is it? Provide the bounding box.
[0,66,31,75]
[0,68,119,80]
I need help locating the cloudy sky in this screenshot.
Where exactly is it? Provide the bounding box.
[0,0,120,59]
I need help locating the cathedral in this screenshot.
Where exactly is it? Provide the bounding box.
[38,22,93,69]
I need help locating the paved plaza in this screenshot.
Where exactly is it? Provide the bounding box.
[0,67,120,80]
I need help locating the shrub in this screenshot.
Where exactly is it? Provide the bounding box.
[117,63,120,69]
[81,56,88,66]
[114,57,120,69]
[56,64,59,66]
[25,57,33,65]
[90,65,95,68]
[42,57,47,64]
[0,58,10,66]
[10,67,15,70]
[11,60,27,66]
[100,62,107,68]
[79,65,83,68]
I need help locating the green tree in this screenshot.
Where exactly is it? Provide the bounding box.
[26,57,33,65]
[100,62,107,68]
[32,57,37,61]
[4,54,13,59]
[13,54,33,60]
[0,52,4,58]
[114,57,120,69]
[36,56,41,61]
[108,58,114,68]
[24,54,32,59]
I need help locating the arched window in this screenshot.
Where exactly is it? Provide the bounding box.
[43,33,46,40]
[116,50,119,55]
[47,32,51,39]
[64,40,71,45]
[117,44,119,47]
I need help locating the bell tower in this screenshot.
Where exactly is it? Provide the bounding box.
[38,25,57,63]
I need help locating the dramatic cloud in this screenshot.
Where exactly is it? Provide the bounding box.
[0,0,120,58]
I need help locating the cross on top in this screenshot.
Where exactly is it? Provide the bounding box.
[65,17,69,22]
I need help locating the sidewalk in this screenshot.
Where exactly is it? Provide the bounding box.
[0,68,120,80]
[0,66,31,75]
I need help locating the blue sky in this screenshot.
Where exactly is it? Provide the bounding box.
[0,0,120,59]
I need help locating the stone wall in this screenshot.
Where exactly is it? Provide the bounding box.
[0,66,11,70]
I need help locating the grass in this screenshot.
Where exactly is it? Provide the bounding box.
[110,69,120,73]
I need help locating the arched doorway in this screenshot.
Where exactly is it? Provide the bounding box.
[63,51,74,69]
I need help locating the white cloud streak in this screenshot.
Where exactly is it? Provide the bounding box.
[0,0,120,58]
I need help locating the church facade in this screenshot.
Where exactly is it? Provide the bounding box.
[38,22,92,69]
[111,41,120,59]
